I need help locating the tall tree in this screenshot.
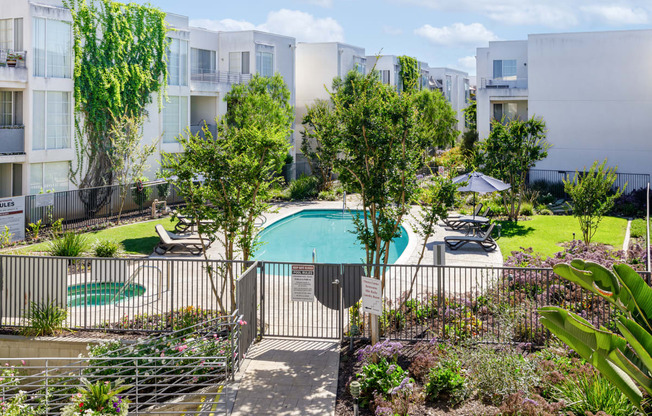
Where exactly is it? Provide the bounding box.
[66,0,168,212]
[301,99,339,191]
[478,117,550,221]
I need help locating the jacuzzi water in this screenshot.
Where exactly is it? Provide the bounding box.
[255,209,409,263]
[67,282,146,307]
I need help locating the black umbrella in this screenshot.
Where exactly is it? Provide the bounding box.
[452,171,511,218]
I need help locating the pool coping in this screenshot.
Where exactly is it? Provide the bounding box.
[256,207,418,265]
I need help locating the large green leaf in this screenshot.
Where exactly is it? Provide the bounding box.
[539,306,643,406]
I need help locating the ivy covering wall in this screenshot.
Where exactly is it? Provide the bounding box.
[398,55,419,93]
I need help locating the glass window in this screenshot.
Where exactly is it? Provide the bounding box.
[13,18,22,51]
[167,38,188,86]
[0,19,13,51]
[191,48,215,75]
[353,56,366,75]
[378,70,390,84]
[33,18,45,77]
[493,103,518,123]
[256,44,274,77]
[29,164,43,194]
[30,162,69,194]
[0,91,12,125]
[446,76,452,101]
[229,51,250,75]
[493,59,517,80]
[162,96,188,143]
[47,92,71,149]
[464,79,470,103]
[46,20,71,78]
[32,91,45,150]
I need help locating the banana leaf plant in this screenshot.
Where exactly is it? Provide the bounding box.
[539,259,652,409]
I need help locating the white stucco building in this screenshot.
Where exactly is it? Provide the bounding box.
[428,67,471,133]
[476,30,652,178]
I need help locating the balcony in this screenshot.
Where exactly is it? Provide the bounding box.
[0,51,27,85]
[480,77,527,89]
[190,70,252,92]
[190,123,217,139]
[0,126,25,162]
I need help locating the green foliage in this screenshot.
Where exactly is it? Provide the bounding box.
[289,175,319,200]
[630,219,649,239]
[28,219,42,240]
[51,218,64,238]
[61,378,130,416]
[301,99,338,191]
[564,159,624,245]
[357,357,411,407]
[132,177,152,212]
[21,301,68,337]
[0,391,38,416]
[397,55,419,93]
[66,0,168,191]
[92,239,123,258]
[478,117,550,221]
[554,374,639,416]
[48,232,89,257]
[539,260,652,409]
[424,358,469,405]
[0,225,12,247]
[520,202,533,216]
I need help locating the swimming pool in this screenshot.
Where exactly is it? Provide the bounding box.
[67,282,146,307]
[255,209,410,263]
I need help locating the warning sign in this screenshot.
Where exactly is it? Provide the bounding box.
[361,276,382,315]
[291,264,315,302]
[0,196,25,242]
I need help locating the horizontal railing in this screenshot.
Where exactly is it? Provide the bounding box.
[0,50,27,68]
[480,77,528,89]
[527,168,650,198]
[0,125,25,154]
[190,70,252,85]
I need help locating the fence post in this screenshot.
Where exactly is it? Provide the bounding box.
[260,262,265,339]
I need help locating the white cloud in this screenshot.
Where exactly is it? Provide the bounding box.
[415,22,498,46]
[191,9,344,43]
[581,5,648,25]
[382,25,403,36]
[260,9,344,42]
[457,56,476,73]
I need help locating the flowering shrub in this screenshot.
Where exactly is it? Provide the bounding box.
[357,339,403,365]
[61,378,129,416]
[110,306,221,332]
[356,358,412,408]
[0,391,37,416]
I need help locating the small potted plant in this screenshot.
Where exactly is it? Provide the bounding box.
[6,53,17,67]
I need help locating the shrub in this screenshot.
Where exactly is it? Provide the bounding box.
[61,378,130,416]
[92,239,124,258]
[132,178,152,211]
[536,206,553,215]
[50,218,64,238]
[424,358,469,405]
[28,219,42,240]
[48,232,88,257]
[318,189,338,201]
[289,174,319,200]
[499,392,564,416]
[356,358,411,407]
[519,202,533,216]
[0,391,38,416]
[357,339,403,365]
[409,351,438,382]
[554,374,639,416]
[21,301,68,337]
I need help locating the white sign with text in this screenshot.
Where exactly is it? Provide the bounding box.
[0,196,25,242]
[291,264,315,302]
[361,276,382,315]
[34,193,55,208]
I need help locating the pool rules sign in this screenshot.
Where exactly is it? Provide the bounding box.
[0,196,25,242]
[291,265,315,302]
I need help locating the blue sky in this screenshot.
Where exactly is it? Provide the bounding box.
[138,0,651,75]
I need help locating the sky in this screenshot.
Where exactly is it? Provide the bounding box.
[136,0,652,75]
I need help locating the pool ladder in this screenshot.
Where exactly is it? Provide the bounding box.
[312,248,317,263]
[110,265,163,303]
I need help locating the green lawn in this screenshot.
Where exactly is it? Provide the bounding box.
[496,215,628,260]
[11,218,178,256]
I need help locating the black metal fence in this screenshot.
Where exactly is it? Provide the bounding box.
[1,254,640,346]
[527,169,650,199]
[24,181,185,233]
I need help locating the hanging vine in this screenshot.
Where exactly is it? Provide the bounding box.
[65,0,168,208]
[398,55,419,93]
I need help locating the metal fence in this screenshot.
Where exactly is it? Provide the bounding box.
[236,262,258,359]
[24,181,185,233]
[527,169,650,199]
[0,312,241,415]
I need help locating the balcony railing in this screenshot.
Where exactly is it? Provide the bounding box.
[0,50,27,68]
[480,77,527,89]
[191,70,252,85]
[0,125,25,155]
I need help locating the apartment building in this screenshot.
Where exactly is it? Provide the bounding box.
[428,67,471,133]
[476,30,652,177]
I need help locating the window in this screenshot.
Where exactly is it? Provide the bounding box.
[353,56,366,74]
[0,19,13,51]
[493,59,517,81]
[32,91,71,150]
[229,51,250,74]
[33,18,71,78]
[191,48,215,75]
[162,96,188,143]
[446,76,452,101]
[256,44,274,77]
[464,79,470,103]
[493,103,518,123]
[0,92,12,125]
[378,70,390,85]
[29,162,69,194]
[167,38,188,86]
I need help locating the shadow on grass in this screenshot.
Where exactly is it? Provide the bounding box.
[497,220,536,238]
[121,236,158,255]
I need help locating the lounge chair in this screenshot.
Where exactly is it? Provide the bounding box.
[154,224,205,255]
[166,229,214,248]
[173,212,215,233]
[443,204,485,230]
[444,223,497,252]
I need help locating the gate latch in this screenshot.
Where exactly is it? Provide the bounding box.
[331,279,340,285]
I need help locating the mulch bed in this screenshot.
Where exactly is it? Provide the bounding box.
[0,327,152,341]
[335,339,499,416]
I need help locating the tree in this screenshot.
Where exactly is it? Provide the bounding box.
[460,96,478,166]
[478,117,550,221]
[165,74,293,312]
[301,99,338,191]
[540,260,652,409]
[66,0,168,212]
[328,70,457,343]
[107,113,158,223]
[564,160,624,245]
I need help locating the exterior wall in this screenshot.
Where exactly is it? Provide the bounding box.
[295,42,365,156]
[429,67,471,133]
[366,55,399,87]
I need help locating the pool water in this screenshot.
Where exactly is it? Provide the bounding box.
[67,282,146,307]
[255,209,409,263]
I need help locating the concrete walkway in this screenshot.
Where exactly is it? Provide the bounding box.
[230,338,339,416]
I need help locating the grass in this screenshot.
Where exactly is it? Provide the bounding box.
[629,218,650,239]
[11,218,178,256]
[497,215,628,260]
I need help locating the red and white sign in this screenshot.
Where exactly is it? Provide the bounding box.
[361,276,382,315]
[291,264,315,302]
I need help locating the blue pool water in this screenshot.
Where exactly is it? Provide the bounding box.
[67,282,146,307]
[255,209,409,263]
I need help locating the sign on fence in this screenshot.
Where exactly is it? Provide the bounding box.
[34,193,54,208]
[361,276,382,315]
[0,196,25,242]
[291,264,315,302]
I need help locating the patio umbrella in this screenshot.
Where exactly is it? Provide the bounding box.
[452,171,511,218]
